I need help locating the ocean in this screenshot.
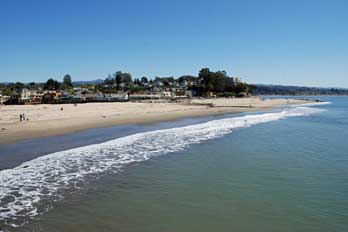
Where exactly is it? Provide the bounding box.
[0,96,347,232]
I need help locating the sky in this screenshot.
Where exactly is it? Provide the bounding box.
[1,0,347,87]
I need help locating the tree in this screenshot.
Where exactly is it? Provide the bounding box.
[199,68,211,80]
[28,82,36,89]
[14,82,25,92]
[115,71,123,89]
[63,74,73,88]
[2,88,12,96]
[104,74,115,85]
[199,68,214,92]
[123,73,133,85]
[197,68,249,95]
[114,71,133,89]
[133,78,141,85]
[44,78,61,90]
[178,75,197,83]
[225,77,236,92]
[213,71,227,93]
[234,82,248,93]
[141,76,148,83]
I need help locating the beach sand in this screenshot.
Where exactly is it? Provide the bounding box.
[0,97,310,145]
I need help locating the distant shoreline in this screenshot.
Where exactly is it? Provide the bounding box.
[0,98,312,145]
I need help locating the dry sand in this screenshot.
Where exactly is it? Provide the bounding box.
[0,97,310,145]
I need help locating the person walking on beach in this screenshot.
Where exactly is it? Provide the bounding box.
[19,114,23,122]
[22,113,26,121]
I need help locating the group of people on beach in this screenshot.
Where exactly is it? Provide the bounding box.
[19,113,28,122]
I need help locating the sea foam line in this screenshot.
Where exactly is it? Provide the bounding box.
[0,105,325,228]
[291,101,332,107]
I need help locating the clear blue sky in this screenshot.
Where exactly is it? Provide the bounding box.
[1,0,347,87]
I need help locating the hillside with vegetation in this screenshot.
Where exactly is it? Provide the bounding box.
[0,68,252,105]
[253,84,348,95]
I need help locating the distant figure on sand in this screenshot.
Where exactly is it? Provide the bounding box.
[19,113,26,122]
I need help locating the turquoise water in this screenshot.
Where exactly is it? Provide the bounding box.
[1,97,348,231]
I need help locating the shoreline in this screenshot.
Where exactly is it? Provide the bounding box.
[0,98,311,145]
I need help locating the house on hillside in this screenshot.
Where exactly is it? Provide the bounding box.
[234,77,241,83]
[179,80,188,87]
[172,81,180,87]
[154,79,164,87]
[73,87,89,94]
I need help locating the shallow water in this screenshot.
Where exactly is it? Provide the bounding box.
[1,97,347,232]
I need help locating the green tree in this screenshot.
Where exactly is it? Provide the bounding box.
[212,71,227,93]
[115,71,123,89]
[104,74,115,85]
[2,88,12,96]
[114,71,132,89]
[28,82,36,89]
[123,73,133,85]
[199,68,214,92]
[133,78,141,85]
[63,74,73,88]
[44,78,61,90]
[15,82,25,92]
[141,77,148,83]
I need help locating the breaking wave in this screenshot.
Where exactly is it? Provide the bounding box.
[291,101,332,107]
[0,105,326,229]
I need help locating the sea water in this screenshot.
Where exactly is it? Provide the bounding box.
[0,97,347,232]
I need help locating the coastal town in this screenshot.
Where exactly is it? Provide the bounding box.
[1,67,311,145]
[0,68,252,105]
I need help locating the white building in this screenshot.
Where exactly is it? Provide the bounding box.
[0,94,9,104]
[161,91,173,98]
[20,89,31,102]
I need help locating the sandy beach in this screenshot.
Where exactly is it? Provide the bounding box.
[0,97,309,145]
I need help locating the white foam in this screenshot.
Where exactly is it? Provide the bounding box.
[291,101,332,107]
[0,106,325,227]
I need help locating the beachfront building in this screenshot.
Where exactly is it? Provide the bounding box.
[161,90,173,98]
[185,90,193,98]
[42,91,62,104]
[20,88,31,103]
[204,91,216,98]
[30,92,44,104]
[0,94,10,104]
[84,93,104,102]
[129,94,161,101]
[17,89,44,104]
[105,93,129,102]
